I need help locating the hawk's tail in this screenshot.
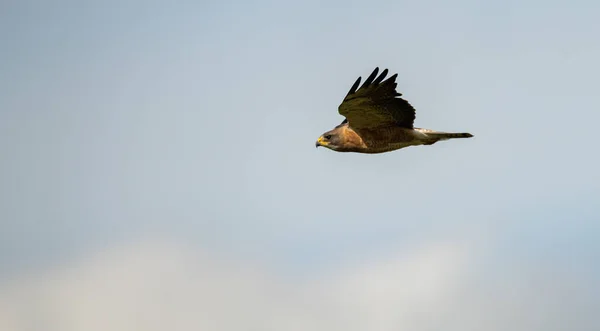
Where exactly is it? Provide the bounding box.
[416,128,473,140]
[427,132,474,140]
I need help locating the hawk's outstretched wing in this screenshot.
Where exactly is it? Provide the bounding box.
[338,67,416,129]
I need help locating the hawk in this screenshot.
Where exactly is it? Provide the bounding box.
[315,67,473,154]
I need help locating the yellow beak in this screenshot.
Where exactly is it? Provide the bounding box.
[316,136,328,148]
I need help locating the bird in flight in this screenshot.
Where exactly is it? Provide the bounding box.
[315,67,473,154]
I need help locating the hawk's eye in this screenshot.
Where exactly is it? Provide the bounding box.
[325,134,332,139]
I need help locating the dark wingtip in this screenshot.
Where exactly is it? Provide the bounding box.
[361,67,379,88]
[347,67,398,96]
[385,73,398,83]
[348,76,361,95]
[372,68,388,85]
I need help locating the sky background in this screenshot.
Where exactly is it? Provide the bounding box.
[1,0,599,330]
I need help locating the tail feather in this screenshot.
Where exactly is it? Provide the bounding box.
[427,132,473,140]
[416,128,473,139]
[415,128,473,145]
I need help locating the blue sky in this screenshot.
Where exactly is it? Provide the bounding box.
[1,0,599,329]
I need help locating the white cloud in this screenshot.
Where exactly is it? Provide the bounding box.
[0,238,596,331]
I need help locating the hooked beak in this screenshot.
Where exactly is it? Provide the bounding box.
[315,136,326,148]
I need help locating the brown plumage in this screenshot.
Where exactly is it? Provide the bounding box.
[315,67,473,154]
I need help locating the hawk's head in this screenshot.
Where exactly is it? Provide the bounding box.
[315,127,344,151]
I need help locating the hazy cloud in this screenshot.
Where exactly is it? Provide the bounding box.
[1,238,597,331]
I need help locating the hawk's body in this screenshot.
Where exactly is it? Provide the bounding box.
[316,67,473,154]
